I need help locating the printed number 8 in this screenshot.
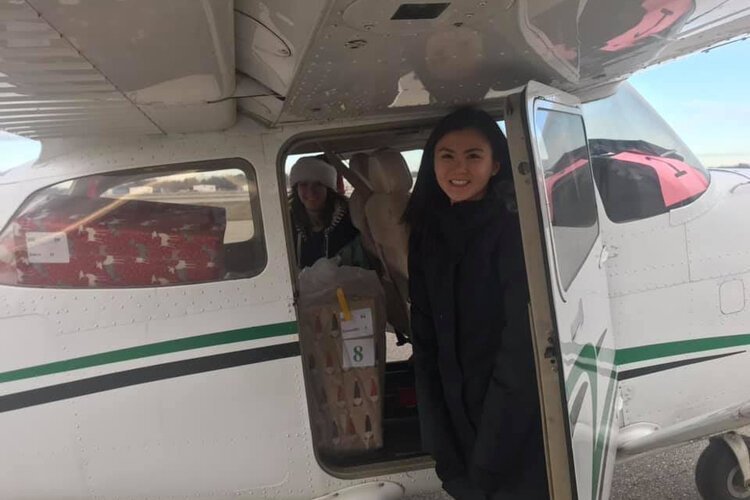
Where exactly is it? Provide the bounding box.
[353,345,364,362]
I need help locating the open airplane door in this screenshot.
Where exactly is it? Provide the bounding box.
[505,82,619,500]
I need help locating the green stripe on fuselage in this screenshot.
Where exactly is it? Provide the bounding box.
[0,321,299,384]
[616,333,750,365]
[565,332,750,499]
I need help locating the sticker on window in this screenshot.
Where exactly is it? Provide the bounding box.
[342,337,375,368]
[25,232,70,264]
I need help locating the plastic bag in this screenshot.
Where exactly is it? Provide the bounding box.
[298,257,385,308]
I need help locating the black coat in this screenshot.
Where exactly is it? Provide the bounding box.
[292,199,359,268]
[408,196,548,499]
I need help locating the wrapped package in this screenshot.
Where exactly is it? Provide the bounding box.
[2,195,225,287]
[298,258,387,455]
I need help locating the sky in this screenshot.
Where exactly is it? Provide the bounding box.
[629,37,750,167]
[2,37,750,174]
[0,131,40,175]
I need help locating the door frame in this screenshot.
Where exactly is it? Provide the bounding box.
[505,84,583,500]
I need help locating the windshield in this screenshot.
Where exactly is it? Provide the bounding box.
[582,83,710,223]
[583,82,707,179]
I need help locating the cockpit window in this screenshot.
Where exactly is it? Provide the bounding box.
[583,83,709,223]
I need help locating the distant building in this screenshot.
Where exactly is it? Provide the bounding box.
[193,184,217,193]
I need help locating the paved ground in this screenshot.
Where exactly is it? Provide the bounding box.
[608,439,707,500]
[405,434,732,500]
[610,425,748,499]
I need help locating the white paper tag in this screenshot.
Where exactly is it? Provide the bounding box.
[342,337,375,368]
[25,232,70,264]
[339,308,373,340]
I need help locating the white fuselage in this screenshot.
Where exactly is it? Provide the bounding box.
[607,167,750,431]
[0,118,441,499]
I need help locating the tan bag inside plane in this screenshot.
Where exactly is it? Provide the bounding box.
[298,258,387,455]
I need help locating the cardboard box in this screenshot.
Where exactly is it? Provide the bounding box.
[300,297,385,455]
[4,195,226,287]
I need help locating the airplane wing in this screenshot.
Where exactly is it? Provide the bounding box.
[0,0,238,138]
[650,1,750,67]
[2,0,750,138]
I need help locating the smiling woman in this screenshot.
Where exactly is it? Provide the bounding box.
[405,108,548,499]
[0,132,41,175]
[434,128,501,205]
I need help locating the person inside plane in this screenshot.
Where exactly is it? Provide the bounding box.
[404,108,548,500]
[289,156,368,269]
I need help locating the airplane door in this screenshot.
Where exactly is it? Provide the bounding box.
[505,82,618,500]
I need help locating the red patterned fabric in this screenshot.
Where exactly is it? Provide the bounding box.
[4,195,225,287]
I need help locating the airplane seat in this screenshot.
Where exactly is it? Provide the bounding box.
[364,149,413,340]
[347,152,378,258]
[349,151,371,179]
[365,149,412,278]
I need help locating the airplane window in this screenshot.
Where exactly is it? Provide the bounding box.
[583,83,710,223]
[534,108,599,291]
[0,158,266,288]
[401,149,422,188]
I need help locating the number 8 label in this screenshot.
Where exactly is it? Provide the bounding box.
[343,338,374,368]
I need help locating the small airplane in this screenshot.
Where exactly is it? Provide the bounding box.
[1,1,750,499]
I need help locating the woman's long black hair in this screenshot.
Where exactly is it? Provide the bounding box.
[289,187,347,235]
[402,107,512,228]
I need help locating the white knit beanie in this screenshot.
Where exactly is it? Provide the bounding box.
[289,157,338,191]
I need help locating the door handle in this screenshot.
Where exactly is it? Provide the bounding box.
[599,245,617,268]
